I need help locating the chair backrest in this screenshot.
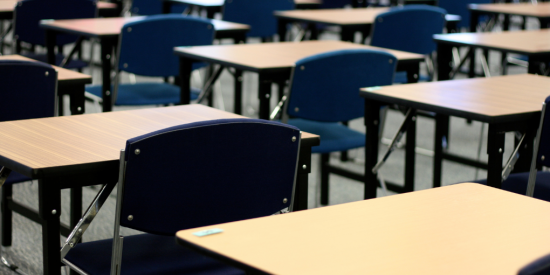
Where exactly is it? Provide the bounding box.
[13,0,97,46]
[285,49,396,123]
[0,60,57,122]
[438,0,492,30]
[117,118,301,235]
[536,96,550,168]
[117,14,214,77]
[518,252,550,275]
[131,0,187,15]
[370,5,447,55]
[320,0,352,9]
[222,0,294,38]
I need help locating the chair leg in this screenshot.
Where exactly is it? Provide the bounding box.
[1,185,12,247]
[320,153,330,206]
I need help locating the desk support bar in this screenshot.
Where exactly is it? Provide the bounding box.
[372,108,416,174]
[527,102,547,197]
[60,181,117,258]
[0,167,11,189]
[501,132,526,181]
[59,36,84,68]
[197,65,225,104]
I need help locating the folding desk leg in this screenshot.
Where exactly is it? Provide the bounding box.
[294,143,313,211]
[1,185,13,247]
[487,125,505,189]
[527,56,544,75]
[45,30,57,65]
[515,126,537,173]
[340,27,354,43]
[39,179,62,275]
[277,19,288,42]
[406,63,420,83]
[179,57,193,105]
[70,188,82,238]
[258,74,272,120]
[404,113,416,193]
[433,114,449,188]
[234,69,243,115]
[100,38,115,112]
[69,83,86,115]
[436,43,453,81]
[364,99,382,199]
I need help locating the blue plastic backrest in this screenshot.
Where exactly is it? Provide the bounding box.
[438,0,492,29]
[223,0,294,38]
[320,0,351,9]
[131,0,187,15]
[370,5,447,55]
[537,96,550,167]
[117,14,214,77]
[287,49,396,122]
[120,118,301,235]
[14,0,97,46]
[0,60,57,121]
[518,252,550,275]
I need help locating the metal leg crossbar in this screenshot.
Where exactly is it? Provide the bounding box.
[196,65,225,104]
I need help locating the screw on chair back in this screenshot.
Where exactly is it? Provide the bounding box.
[438,0,492,30]
[222,0,294,38]
[284,49,397,123]
[13,0,97,47]
[370,5,447,55]
[117,14,214,78]
[120,119,301,235]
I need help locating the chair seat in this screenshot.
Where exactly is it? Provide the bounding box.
[21,53,88,70]
[86,83,200,106]
[287,118,365,154]
[393,71,431,84]
[473,171,550,202]
[64,234,244,275]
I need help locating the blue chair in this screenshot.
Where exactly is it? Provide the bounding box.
[438,0,492,31]
[13,0,97,69]
[370,5,447,83]
[222,0,294,41]
[62,118,301,274]
[131,0,187,15]
[0,60,57,269]
[519,253,550,275]
[86,14,213,107]
[281,49,396,205]
[473,96,550,202]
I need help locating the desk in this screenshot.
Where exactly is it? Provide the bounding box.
[435,29,550,80]
[175,40,424,119]
[0,104,319,275]
[360,74,550,198]
[162,0,322,18]
[176,183,550,275]
[0,1,118,20]
[0,55,90,115]
[470,3,550,30]
[40,17,249,112]
[275,8,461,42]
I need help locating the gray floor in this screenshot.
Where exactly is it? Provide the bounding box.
[0,15,540,275]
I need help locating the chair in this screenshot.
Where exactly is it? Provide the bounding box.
[85,14,213,107]
[519,252,550,275]
[130,0,187,15]
[280,49,396,205]
[61,118,301,274]
[222,0,294,41]
[0,60,57,270]
[473,96,550,202]
[370,5,447,83]
[438,0,492,31]
[13,0,97,69]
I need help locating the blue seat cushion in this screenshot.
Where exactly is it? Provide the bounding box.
[473,171,550,202]
[393,71,431,84]
[86,83,200,106]
[64,234,244,275]
[21,53,88,70]
[288,118,365,154]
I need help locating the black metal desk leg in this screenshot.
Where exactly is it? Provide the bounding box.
[437,43,452,81]
[179,57,193,105]
[45,30,57,65]
[162,1,171,13]
[340,27,354,42]
[258,74,272,120]
[277,19,288,42]
[406,63,420,83]
[433,114,448,188]
[404,113,416,192]
[69,84,86,115]
[1,185,13,247]
[39,179,61,275]
[100,38,115,112]
[294,144,313,211]
[233,69,243,115]
[364,99,381,199]
[487,125,505,188]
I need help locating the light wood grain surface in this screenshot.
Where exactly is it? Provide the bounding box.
[275,7,390,25]
[176,183,550,275]
[360,74,550,120]
[0,105,317,173]
[434,29,550,54]
[39,16,249,37]
[0,55,91,82]
[175,40,424,71]
[470,2,550,17]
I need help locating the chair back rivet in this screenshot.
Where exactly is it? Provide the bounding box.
[292,136,296,142]
[542,155,545,161]
[45,71,49,76]
[283,198,288,203]
[302,165,307,170]
[294,107,299,112]
[124,63,128,68]
[52,209,57,215]
[135,149,140,155]
[389,59,393,64]
[127,27,132,32]
[300,66,305,71]
[128,215,134,221]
